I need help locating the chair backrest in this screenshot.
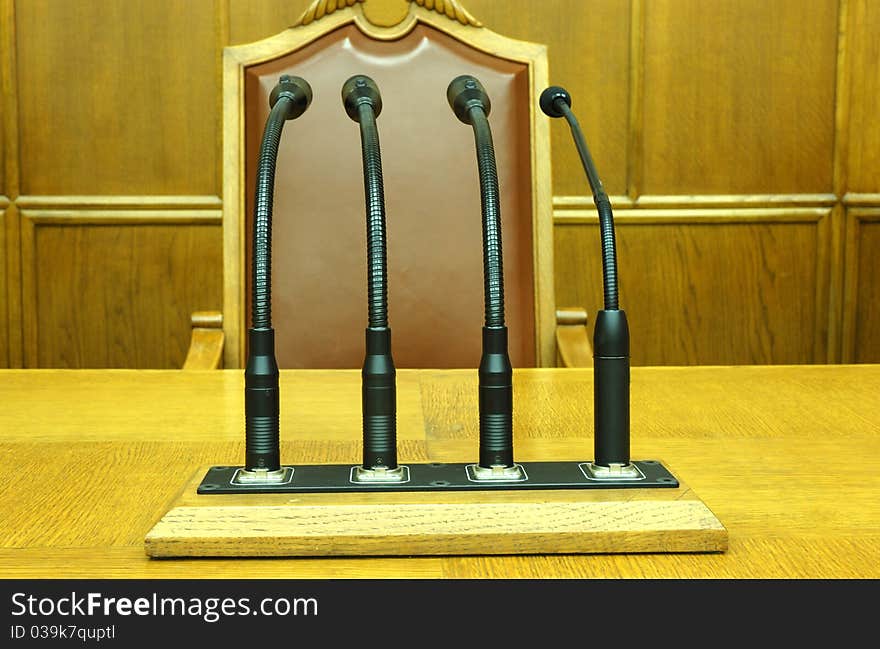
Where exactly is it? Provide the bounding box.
[222,0,554,369]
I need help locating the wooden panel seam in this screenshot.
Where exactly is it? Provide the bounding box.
[553,207,831,225]
[1,0,22,367]
[813,206,832,363]
[0,0,19,199]
[843,193,880,206]
[0,205,5,367]
[626,0,644,202]
[18,209,223,225]
[832,0,850,197]
[554,194,839,209]
[841,207,880,362]
[15,195,223,209]
[826,203,846,363]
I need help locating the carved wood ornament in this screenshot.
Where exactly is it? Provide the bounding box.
[296,0,482,28]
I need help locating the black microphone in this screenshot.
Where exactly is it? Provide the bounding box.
[342,75,403,481]
[447,75,522,480]
[540,85,634,475]
[240,75,312,483]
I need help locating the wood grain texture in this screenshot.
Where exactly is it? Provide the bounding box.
[183,311,225,369]
[145,468,726,557]
[467,0,630,197]
[0,0,21,205]
[844,0,880,193]
[3,204,20,368]
[14,0,219,195]
[0,205,6,366]
[20,213,223,368]
[554,208,831,365]
[227,0,314,45]
[0,0,10,197]
[183,327,225,370]
[221,9,555,368]
[555,322,592,368]
[842,208,880,362]
[1,0,878,370]
[0,366,878,576]
[641,0,839,195]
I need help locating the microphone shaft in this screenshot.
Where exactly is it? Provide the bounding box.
[356,102,397,470]
[593,310,630,466]
[467,105,514,468]
[244,96,294,472]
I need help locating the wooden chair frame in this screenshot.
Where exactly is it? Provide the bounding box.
[186,1,590,369]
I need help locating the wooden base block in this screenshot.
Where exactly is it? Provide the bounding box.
[145,465,727,557]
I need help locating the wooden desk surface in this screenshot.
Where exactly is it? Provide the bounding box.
[1,365,878,578]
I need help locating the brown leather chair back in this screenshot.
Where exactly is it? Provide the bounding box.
[229,9,551,369]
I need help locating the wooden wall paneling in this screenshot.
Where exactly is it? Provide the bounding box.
[844,0,880,194]
[0,202,6,367]
[2,204,21,369]
[641,0,839,196]
[14,0,220,196]
[825,203,846,363]
[216,0,231,195]
[0,0,11,197]
[842,208,880,363]
[1,0,19,368]
[627,0,644,202]
[827,1,851,365]
[227,0,313,45]
[467,0,631,197]
[553,208,831,366]
[19,210,223,369]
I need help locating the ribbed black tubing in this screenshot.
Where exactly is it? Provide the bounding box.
[252,97,293,331]
[468,106,506,328]
[558,101,619,311]
[357,102,389,330]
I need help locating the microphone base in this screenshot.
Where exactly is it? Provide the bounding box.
[466,463,527,482]
[230,466,294,485]
[351,465,410,484]
[192,459,676,494]
[147,459,727,557]
[580,462,643,481]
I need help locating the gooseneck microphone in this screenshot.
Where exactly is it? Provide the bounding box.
[447,75,521,479]
[540,85,633,475]
[342,75,402,480]
[241,75,312,482]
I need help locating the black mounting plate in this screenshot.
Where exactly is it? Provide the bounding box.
[196,460,678,494]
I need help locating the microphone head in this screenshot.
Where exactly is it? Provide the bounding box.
[539,86,571,118]
[269,75,312,120]
[342,75,382,121]
[447,74,491,124]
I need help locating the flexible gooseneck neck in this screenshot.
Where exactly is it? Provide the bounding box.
[245,75,311,474]
[343,75,398,472]
[541,87,618,312]
[448,75,515,471]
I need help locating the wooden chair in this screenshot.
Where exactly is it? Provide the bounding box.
[185,0,591,370]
